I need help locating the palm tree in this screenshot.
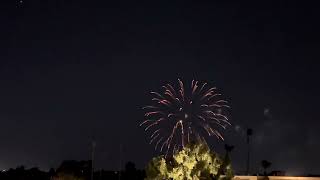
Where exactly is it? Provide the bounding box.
[261,160,272,176]
[224,144,234,172]
[224,144,234,165]
[225,144,234,155]
[214,144,235,179]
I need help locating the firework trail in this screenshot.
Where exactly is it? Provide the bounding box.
[140,79,231,156]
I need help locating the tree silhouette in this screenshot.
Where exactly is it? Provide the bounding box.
[49,168,56,178]
[123,161,139,180]
[125,161,136,172]
[261,160,272,176]
[224,144,234,154]
[215,144,234,179]
[55,160,91,179]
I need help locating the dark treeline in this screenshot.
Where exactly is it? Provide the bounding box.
[1,160,319,179]
[0,160,145,180]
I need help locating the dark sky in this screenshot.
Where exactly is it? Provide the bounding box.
[1,0,320,175]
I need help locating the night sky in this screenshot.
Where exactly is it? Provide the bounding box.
[1,0,320,175]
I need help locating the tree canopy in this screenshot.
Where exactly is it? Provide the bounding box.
[145,142,233,180]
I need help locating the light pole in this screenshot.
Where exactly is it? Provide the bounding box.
[246,128,253,175]
[118,144,122,180]
[91,140,96,180]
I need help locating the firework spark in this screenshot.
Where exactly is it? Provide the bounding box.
[140,79,231,156]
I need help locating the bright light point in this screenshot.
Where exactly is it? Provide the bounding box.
[184,113,188,119]
[264,108,270,116]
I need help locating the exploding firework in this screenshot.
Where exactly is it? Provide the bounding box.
[140,79,231,156]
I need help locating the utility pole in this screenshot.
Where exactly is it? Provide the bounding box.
[91,140,96,180]
[246,128,253,175]
[118,144,122,180]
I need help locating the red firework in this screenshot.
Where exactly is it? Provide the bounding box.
[140,79,231,156]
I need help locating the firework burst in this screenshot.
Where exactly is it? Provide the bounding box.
[140,79,231,156]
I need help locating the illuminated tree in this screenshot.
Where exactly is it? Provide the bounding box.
[145,141,233,180]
